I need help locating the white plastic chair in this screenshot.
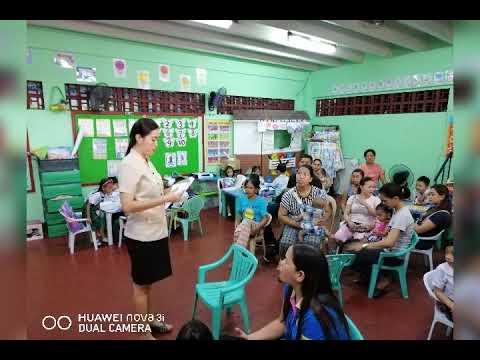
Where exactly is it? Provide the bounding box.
[59,210,98,254]
[217,178,223,215]
[423,270,454,340]
[234,174,247,189]
[412,230,445,272]
[118,215,127,248]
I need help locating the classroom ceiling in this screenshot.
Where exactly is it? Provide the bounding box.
[28,20,453,71]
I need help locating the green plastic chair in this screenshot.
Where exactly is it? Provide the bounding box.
[169,195,205,241]
[346,315,364,340]
[367,232,420,299]
[326,254,356,308]
[192,244,258,340]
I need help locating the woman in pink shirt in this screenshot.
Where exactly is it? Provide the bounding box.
[360,149,386,189]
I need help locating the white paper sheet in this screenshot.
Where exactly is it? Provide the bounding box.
[92,138,107,160]
[164,177,194,209]
[115,138,129,159]
[113,119,128,137]
[165,152,177,168]
[196,68,207,86]
[78,118,94,137]
[163,137,175,148]
[96,119,112,137]
[107,160,122,177]
[177,151,188,166]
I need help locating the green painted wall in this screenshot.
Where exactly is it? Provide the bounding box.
[306,46,453,184]
[25,25,310,221]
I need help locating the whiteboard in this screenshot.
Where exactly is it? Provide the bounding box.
[233,120,262,154]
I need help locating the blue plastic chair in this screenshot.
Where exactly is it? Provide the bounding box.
[169,195,205,241]
[367,232,420,299]
[346,315,364,340]
[326,253,356,308]
[192,244,258,340]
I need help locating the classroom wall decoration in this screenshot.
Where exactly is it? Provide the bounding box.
[54,52,75,69]
[113,58,127,78]
[76,66,97,83]
[204,118,231,165]
[159,64,170,82]
[137,70,151,90]
[72,112,201,184]
[179,74,192,92]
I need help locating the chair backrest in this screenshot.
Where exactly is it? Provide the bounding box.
[403,231,420,265]
[228,244,258,283]
[423,270,439,302]
[326,254,356,291]
[264,213,273,228]
[183,195,205,220]
[234,174,247,189]
[326,195,337,233]
[346,316,364,340]
[59,201,84,233]
[419,229,445,242]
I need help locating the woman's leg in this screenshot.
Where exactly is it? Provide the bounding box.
[234,219,253,248]
[132,283,157,340]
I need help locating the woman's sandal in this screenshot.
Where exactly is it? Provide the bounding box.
[150,322,174,334]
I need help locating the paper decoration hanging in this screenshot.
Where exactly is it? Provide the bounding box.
[196,68,207,86]
[187,118,198,128]
[175,119,187,129]
[179,74,191,92]
[163,137,175,148]
[163,128,174,138]
[446,70,454,82]
[159,64,170,82]
[137,70,150,90]
[165,153,176,168]
[177,151,188,166]
[96,119,112,137]
[113,58,127,78]
[54,52,75,69]
[113,119,128,137]
[76,66,96,83]
[115,138,129,159]
[162,118,173,128]
[92,138,107,160]
[175,129,187,139]
[176,138,187,147]
[78,118,94,137]
[107,160,121,177]
[188,129,198,138]
[434,71,446,83]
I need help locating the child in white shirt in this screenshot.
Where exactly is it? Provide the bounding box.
[415,176,431,205]
[271,162,289,198]
[431,245,454,321]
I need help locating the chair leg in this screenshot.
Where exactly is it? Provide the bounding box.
[118,224,123,248]
[398,268,409,299]
[192,292,198,319]
[337,289,344,308]
[198,219,203,236]
[91,231,98,251]
[446,326,452,337]
[239,300,251,334]
[211,309,222,340]
[68,233,75,254]
[427,320,437,340]
[428,250,434,272]
[368,265,380,299]
[181,220,189,241]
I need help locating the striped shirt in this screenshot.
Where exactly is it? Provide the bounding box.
[280,186,325,217]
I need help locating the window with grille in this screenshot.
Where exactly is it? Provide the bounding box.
[217,95,294,115]
[27,80,45,110]
[316,89,450,117]
[65,84,205,114]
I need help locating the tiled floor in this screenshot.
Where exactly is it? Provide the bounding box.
[27,208,450,340]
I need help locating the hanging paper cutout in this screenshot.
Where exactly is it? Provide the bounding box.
[175,118,187,129]
[163,128,174,138]
[188,129,198,138]
[163,137,175,148]
[159,64,170,82]
[179,74,191,92]
[54,52,75,69]
[137,70,150,90]
[177,151,188,166]
[165,153,176,168]
[196,68,207,86]
[162,118,173,128]
[176,138,187,147]
[187,118,198,128]
[175,129,187,139]
[113,58,127,78]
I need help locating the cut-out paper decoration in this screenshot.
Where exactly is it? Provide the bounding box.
[159,64,170,82]
[137,70,150,90]
[434,71,446,83]
[175,129,187,139]
[96,119,112,137]
[179,74,191,92]
[78,118,94,137]
[115,138,129,159]
[113,58,127,78]
[76,66,96,83]
[165,153,176,168]
[176,138,187,147]
[177,151,188,166]
[188,129,199,138]
[175,119,187,129]
[92,138,107,160]
[446,70,454,82]
[163,137,175,148]
[107,160,121,177]
[54,52,75,69]
[163,128,174,138]
[113,119,128,137]
[162,118,173,128]
[196,68,207,86]
[187,118,198,128]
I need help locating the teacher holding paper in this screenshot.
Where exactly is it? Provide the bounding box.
[119,118,182,340]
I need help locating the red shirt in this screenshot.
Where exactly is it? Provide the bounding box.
[360,163,385,187]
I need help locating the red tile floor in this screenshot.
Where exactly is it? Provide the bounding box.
[27,208,451,340]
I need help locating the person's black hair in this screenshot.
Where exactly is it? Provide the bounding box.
[97,177,113,193]
[277,162,287,173]
[379,182,409,201]
[424,184,452,218]
[245,174,261,194]
[251,165,261,175]
[297,165,315,182]
[357,176,374,194]
[176,320,213,340]
[392,171,410,187]
[363,149,376,158]
[281,244,349,340]
[376,203,393,217]
[224,165,234,176]
[174,176,186,184]
[321,168,327,176]
[300,154,313,163]
[108,176,118,184]
[417,176,431,187]
[313,158,322,166]
[351,168,365,183]
[126,118,159,155]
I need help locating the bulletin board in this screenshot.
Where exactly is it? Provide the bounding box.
[204,118,232,165]
[71,111,202,185]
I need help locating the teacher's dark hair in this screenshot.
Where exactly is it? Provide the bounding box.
[126,118,159,156]
[379,182,409,200]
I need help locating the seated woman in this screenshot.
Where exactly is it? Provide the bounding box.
[332,177,381,252]
[347,183,415,297]
[340,168,364,215]
[415,184,452,250]
[234,175,270,253]
[234,243,350,340]
[278,165,326,258]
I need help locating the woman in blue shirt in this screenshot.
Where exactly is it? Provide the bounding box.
[233,175,269,252]
[235,243,350,340]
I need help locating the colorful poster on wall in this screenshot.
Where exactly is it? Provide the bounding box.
[196,68,207,86]
[137,70,151,90]
[107,160,121,177]
[92,138,107,160]
[159,64,170,82]
[204,118,231,165]
[96,119,112,137]
[177,151,188,166]
[179,74,191,92]
[115,138,129,159]
[165,153,176,168]
[113,58,127,78]
[113,119,128,137]
[54,52,75,69]
[76,66,97,83]
[78,118,94,137]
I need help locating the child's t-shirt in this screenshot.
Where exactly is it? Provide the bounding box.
[360,163,385,188]
[87,191,105,206]
[431,262,454,300]
[372,219,389,236]
[415,189,429,205]
[236,194,268,223]
[272,174,289,197]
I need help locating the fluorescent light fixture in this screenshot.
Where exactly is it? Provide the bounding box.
[287,31,336,55]
[191,20,233,29]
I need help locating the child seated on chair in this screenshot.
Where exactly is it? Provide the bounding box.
[365,204,392,243]
[234,175,269,252]
[431,245,454,322]
[297,194,332,251]
[414,176,431,205]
